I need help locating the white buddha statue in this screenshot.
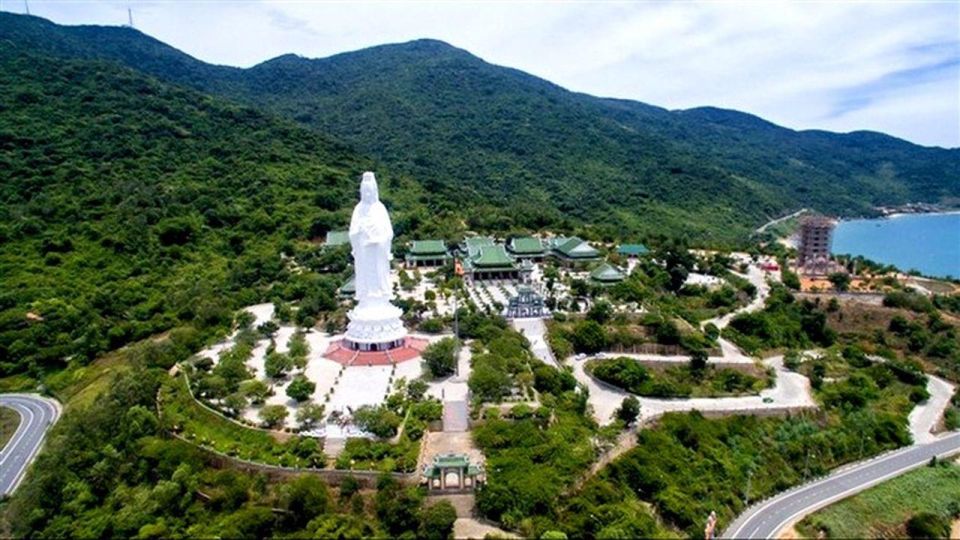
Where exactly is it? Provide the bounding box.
[344,172,406,350]
[350,172,394,304]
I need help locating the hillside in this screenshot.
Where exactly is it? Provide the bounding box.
[0,47,429,376]
[3,12,957,242]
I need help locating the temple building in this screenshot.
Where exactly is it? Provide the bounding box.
[798,215,835,274]
[463,243,519,281]
[504,286,547,319]
[460,236,496,255]
[338,274,356,299]
[617,243,649,258]
[507,236,546,261]
[548,236,602,267]
[422,453,485,491]
[405,240,451,268]
[325,230,349,248]
[590,263,627,286]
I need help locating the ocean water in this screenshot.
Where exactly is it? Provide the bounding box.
[831,212,960,279]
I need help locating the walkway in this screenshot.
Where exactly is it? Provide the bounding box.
[0,394,61,496]
[511,317,559,368]
[909,375,956,444]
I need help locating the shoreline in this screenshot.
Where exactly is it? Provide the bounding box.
[841,209,960,222]
[881,209,960,220]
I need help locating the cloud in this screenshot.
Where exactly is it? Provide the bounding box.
[13,0,960,147]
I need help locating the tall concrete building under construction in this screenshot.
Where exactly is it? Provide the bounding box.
[798,215,835,274]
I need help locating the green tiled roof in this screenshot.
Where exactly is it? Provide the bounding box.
[325,230,349,247]
[470,245,517,268]
[433,454,471,467]
[339,274,356,294]
[463,236,496,258]
[554,237,600,258]
[590,263,626,282]
[618,243,649,256]
[508,236,545,254]
[409,240,448,255]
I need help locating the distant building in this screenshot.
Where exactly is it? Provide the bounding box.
[460,236,518,280]
[547,236,602,267]
[798,215,835,274]
[590,263,627,286]
[507,236,546,261]
[405,240,450,267]
[463,244,519,281]
[617,243,649,258]
[338,274,356,299]
[504,286,547,319]
[325,230,350,248]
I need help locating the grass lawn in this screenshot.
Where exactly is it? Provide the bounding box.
[797,462,960,539]
[158,374,324,467]
[0,406,21,450]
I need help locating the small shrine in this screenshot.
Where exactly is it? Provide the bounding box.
[422,453,485,491]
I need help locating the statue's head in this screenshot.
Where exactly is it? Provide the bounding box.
[360,171,379,203]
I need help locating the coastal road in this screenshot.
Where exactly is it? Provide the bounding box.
[0,394,61,496]
[722,432,960,539]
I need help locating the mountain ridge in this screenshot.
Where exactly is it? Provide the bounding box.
[2,12,957,242]
[1,12,950,148]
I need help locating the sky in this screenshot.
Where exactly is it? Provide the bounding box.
[7,1,960,148]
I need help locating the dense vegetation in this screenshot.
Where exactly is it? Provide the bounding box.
[725,285,836,353]
[4,12,959,247]
[472,365,596,534]
[1,333,463,539]
[0,48,434,377]
[588,356,769,398]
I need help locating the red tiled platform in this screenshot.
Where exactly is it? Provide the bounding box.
[322,336,429,366]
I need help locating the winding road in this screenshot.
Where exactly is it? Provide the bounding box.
[0,394,61,496]
[526,260,959,537]
[723,432,960,539]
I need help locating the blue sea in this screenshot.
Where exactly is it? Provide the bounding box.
[832,212,960,279]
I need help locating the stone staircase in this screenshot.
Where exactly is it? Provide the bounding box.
[442,400,469,432]
[325,436,346,458]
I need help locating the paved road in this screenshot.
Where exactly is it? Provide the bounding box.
[722,432,960,539]
[0,394,61,496]
[511,317,559,368]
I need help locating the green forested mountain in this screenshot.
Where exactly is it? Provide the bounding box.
[3,12,958,243]
[0,47,427,375]
[1,12,958,376]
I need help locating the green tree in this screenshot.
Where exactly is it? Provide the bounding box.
[259,404,288,428]
[286,375,316,402]
[265,351,293,379]
[352,405,402,438]
[587,300,613,324]
[422,337,458,378]
[278,475,330,529]
[239,379,272,404]
[407,379,429,401]
[616,396,641,426]
[468,363,512,401]
[571,320,606,354]
[419,500,457,540]
[296,402,325,429]
[828,272,852,292]
[689,349,708,376]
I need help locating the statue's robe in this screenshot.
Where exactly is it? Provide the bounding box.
[349,200,393,303]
